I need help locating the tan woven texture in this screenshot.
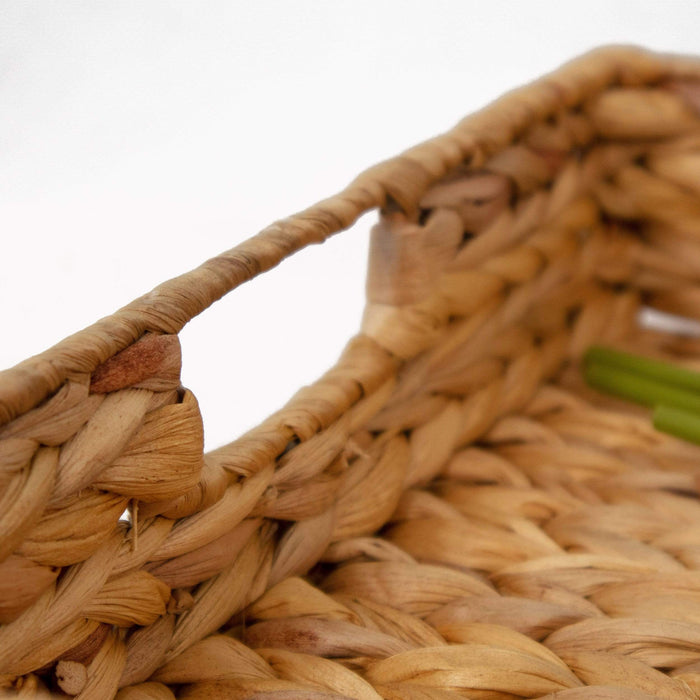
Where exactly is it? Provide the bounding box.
[5,45,700,699]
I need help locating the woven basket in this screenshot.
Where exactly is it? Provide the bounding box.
[6,45,700,700]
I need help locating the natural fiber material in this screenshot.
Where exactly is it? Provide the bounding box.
[4,45,700,698]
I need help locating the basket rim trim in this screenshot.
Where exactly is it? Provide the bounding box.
[2,44,699,428]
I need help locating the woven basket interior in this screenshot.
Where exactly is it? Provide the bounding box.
[5,46,700,699]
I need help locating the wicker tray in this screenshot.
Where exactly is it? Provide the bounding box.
[5,45,700,699]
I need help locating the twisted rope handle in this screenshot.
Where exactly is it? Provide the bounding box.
[1,45,695,427]
[0,139,474,427]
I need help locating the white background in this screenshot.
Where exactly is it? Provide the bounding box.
[2,1,699,449]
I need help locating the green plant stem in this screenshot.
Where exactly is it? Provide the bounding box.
[584,361,700,413]
[585,345,700,392]
[653,404,700,445]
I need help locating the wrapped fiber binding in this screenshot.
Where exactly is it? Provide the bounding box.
[4,45,700,699]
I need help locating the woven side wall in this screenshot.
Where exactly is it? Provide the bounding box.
[4,46,700,698]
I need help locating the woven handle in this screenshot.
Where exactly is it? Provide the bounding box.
[0,146,471,428]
